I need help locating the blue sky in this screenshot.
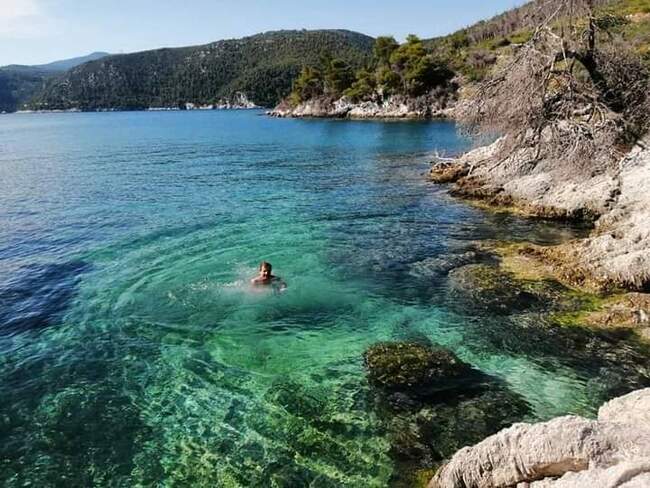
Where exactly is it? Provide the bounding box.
[1,0,526,66]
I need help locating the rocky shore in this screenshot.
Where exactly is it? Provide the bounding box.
[430,136,650,294]
[425,135,650,485]
[269,93,453,119]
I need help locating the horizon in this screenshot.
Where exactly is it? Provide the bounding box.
[1,0,527,66]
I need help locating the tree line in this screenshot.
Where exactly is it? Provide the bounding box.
[288,35,455,105]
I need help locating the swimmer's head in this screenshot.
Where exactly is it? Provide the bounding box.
[259,261,272,278]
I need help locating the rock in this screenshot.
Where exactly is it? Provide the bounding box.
[387,384,531,488]
[443,135,650,292]
[564,140,650,292]
[364,342,474,395]
[429,162,469,184]
[429,388,650,488]
[480,242,650,339]
[525,460,650,487]
[598,387,650,425]
[446,264,569,314]
[363,341,531,488]
[580,292,650,335]
[270,92,454,119]
[408,251,479,278]
[449,137,614,221]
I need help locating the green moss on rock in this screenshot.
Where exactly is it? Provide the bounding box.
[364,342,472,391]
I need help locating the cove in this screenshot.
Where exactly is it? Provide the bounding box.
[0,110,648,486]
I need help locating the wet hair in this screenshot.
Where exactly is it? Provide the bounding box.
[259,261,272,272]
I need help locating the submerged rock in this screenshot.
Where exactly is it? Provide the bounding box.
[482,240,650,340]
[363,341,531,487]
[446,263,570,314]
[429,388,650,488]
[364,342,474,396]
[408,251,479,278]
[570,292,650,340]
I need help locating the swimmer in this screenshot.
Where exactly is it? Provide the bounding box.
[251,261,286,291]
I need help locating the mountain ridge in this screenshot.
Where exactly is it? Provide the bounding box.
[27,29,375,111]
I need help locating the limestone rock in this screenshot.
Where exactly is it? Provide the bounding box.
[270,93,453,119]
[429,388,650,488]
[442,137,650,292]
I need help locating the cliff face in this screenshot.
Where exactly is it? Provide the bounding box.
[270,93,454,119]
[547,140,650,292]
[430,388,650,488]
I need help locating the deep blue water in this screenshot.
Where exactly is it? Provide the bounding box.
[0,110,647,486]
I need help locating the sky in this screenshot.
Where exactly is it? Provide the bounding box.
[0,0,527,66]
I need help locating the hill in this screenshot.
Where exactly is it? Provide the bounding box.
[426,0,648,81]
[274,0,650,118]
[0,67,49,113]
[29,51,110,72]
[27,30,374,111]
[0,52,111,113]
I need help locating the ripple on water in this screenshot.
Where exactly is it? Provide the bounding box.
[0,112,648,486]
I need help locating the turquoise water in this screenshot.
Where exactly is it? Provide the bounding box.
[1,111,648,486]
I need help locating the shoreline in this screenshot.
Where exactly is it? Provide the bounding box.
[429,138,650,293]
[425,136,650,487]
[269,93,456,120]
[9,106,264,115]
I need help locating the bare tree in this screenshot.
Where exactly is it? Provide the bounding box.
[458,0,650,174]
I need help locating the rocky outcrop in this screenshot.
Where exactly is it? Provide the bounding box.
[215,92,259,109]
[270,93,454,119]
[550,142,650,292]
[433,137,650,292]
[429,388,650,488]
[178,92,259,111]
[438,137,616,221]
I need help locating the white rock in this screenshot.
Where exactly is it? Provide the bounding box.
[429,388,650,488]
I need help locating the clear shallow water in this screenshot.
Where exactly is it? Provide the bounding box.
[0,111,648,486]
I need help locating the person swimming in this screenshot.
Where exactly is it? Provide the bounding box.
[250,261,286,291]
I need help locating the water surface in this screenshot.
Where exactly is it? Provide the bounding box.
[0,111,647,486]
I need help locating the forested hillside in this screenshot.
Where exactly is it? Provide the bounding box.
[279,0,650,113]
[0,67,50,113]
[0,53,110,113]
[426,0,649,81]
[287,35,455,105]
[28,30,374,111]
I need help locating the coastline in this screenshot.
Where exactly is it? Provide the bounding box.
[425,135,650,485]
[12,106,263,114]
[268,93,456,120]
[429,137,650,294]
